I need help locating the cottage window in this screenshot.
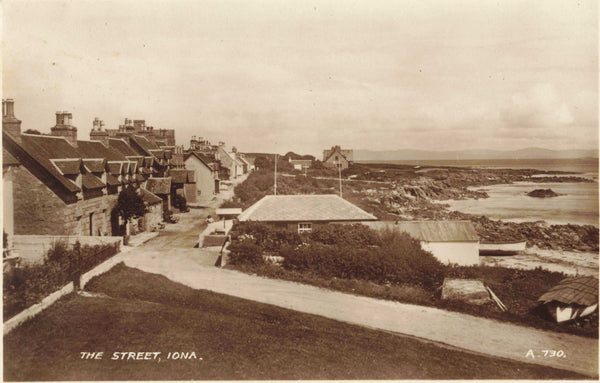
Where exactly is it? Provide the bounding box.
[298,222,312,234]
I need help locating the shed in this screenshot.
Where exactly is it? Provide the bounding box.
[363,220,480,266]
[538,276,598,323]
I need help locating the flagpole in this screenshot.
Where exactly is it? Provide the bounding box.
[274,153,277,195]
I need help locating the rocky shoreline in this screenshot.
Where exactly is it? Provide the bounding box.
[351,165,598,252]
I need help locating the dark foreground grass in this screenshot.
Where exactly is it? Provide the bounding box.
[4,264,586,381]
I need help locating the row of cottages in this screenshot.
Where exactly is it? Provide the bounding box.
[237,194,480,266]
[2,99,194,239]
[323,145,353,170]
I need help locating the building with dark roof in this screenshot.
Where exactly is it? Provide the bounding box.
[1,100,178,237]
[323,145,353,170]
[238,194,377,233]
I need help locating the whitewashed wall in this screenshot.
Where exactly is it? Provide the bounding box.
[421,241,479,266]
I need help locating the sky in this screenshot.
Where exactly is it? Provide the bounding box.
[2,0,598,157]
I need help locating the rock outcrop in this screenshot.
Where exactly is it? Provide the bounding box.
[527,189,561,198]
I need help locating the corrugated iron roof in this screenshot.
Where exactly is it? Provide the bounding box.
[363,220,479,242]
[538,277,598,307]
[238,195,377,222]
[146,177,171,195]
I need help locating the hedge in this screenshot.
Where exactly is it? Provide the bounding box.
[3,240,120,320]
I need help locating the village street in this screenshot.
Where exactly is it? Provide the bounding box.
[118,202,598,377]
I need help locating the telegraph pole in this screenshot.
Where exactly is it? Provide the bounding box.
[274,153,277,195]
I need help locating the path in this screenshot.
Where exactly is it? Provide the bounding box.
[121,246,598,377]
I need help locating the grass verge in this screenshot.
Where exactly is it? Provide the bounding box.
[4,263,585,380]
[226,262,598,338]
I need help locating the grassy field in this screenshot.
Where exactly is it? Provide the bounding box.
[4,264,584,380]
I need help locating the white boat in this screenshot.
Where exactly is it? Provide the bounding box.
[479,241,527,255]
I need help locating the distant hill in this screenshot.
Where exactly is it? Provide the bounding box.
[354,148,598,161]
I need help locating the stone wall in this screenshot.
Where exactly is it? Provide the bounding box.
[12,166,118,236]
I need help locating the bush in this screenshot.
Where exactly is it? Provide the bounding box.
[280,227,445,290]
[220,199,244,209]
[227,240,264,265]
[3,240,120,319]
[310,224,382,247]
[230,222,302,253]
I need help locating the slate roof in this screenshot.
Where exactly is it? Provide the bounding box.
[82,173,105,190]
[3,148,20,166]
[3,132,80,193]
[82,159,106,173]
[146,177,171,194]
[108,138,140,157]
[184,151,214,171]
[77,140,127,161]
[51,159,81,175]
[363,221,479,242]
[539,277,599,307]
[105,173,121,186]
[169,169,189,183]
[107,162,122,175]
[238,195,377,222]
[21,134,79,159]
[139,187,163,205]
[130,135,160,156]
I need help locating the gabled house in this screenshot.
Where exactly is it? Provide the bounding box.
[323,145,353,170]
[184,151,219,200]
[238,194,377,233]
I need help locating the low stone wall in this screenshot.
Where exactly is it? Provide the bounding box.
[12,235,123,265]
[3,282,74,335]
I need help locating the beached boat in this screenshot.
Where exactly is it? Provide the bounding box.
[479,240,527,255]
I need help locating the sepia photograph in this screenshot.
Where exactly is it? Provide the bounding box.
[2,0,598,380]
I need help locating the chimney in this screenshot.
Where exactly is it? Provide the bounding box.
[51,111,78,147]
[2,99,22,138]
[90,117,109,146]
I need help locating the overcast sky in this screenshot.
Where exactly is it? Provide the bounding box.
[3,0,598,156]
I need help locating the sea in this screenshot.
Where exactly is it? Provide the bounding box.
[361,158,599,274]
[365,158,599,227]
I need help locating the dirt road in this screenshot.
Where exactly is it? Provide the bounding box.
[116,176,598,377]
[121,246,597,377]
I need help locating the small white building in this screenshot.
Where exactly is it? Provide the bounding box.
[363,220,480,266]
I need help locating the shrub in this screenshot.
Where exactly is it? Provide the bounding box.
[310,224,382,247]
[230,222,302,253]
[227,240,264,265]
[220,199,244,209]
[281,228,446,290]
[3,240,120,319]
